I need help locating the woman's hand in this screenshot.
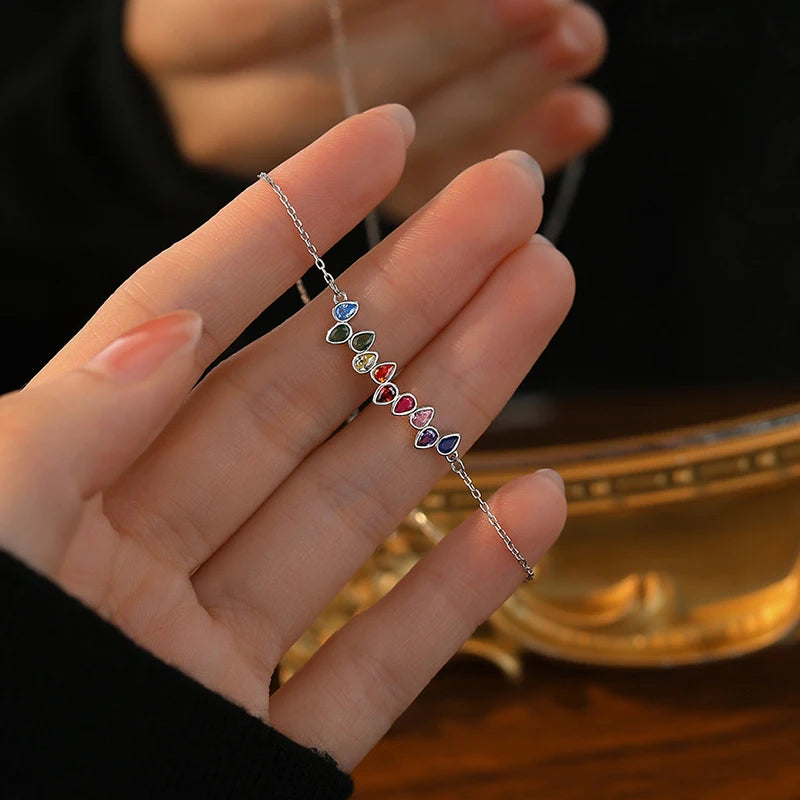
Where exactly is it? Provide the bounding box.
[125,0,608,218]
[0,106,571,770]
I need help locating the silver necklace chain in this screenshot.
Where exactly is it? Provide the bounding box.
[258,172,534,582]
[259,174,346,302]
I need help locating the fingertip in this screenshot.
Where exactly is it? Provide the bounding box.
[365,104,416,148]
[531,232,555,247]
[521,85,610,174]
[489,471,568,569]
[535,467,565,493]
[525,233,576,317]
[568,86,612,145]
[536,1,608,74]
[494,149,546,195]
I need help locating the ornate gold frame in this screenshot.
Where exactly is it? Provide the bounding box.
[283,402,800,680]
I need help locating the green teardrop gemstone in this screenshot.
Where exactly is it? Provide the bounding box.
[350,331,376,352]
[326,322,352,344]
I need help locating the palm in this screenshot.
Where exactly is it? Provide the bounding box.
[59,502,273,714]
[8,111,568,769]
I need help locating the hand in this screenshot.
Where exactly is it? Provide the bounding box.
[0,106,570,770]
[125,0,608,217]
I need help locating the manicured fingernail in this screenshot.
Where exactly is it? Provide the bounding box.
[535,468,565,493]
[86,311,202,383]
[532,233,555,247]
[495,150,545,195]
[370,104,416,147]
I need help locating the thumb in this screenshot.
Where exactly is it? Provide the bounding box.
[0,311,202,571]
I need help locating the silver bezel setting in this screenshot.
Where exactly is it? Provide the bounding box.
[332,300,359,322]
[370,361,397,384]
[436,432,462,456]
[352,351,379,374]
[349,330,376,353]
[409,406,435,430]
[414,426,440,450]
[325,321,353,344]
[391,392,417,416]
[373,382,399,406]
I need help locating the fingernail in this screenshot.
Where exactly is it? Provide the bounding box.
[86,311,203,383]
[532,233,555,247]
[535,468,565,493]
[371,104,416,147]
[495,150,545,195]
[555,4,603,60]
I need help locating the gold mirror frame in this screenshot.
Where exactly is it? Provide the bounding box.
[283,401,800,680]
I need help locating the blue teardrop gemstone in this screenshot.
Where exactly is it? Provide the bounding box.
[436,433,461,456]
[333,301,359,322]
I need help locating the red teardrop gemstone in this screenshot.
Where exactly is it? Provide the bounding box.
[393,394,416,415]
[374,383,398,405]
[372,362,396,383]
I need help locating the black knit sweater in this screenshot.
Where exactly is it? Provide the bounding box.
[0,550,353,798]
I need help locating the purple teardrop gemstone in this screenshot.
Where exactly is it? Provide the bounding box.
[415,427,439,449]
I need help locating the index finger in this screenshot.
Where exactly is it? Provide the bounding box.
[31,104,414,386]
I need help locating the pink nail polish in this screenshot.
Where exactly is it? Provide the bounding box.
[86,311,202,383]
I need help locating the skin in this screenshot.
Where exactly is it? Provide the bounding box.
[124,0,609,218]
[0,106,571,771]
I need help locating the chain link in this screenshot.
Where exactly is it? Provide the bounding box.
[258,173,346,303]
[446,453,535,582]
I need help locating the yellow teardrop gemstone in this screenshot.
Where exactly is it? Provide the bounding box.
[352,351,378,373]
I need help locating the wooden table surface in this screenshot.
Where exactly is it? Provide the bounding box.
[353,644,800,799]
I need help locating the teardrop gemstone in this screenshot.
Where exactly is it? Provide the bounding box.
[373,383,398,405]
[371,362,397,384]
[326,322,352,344]
[436,433,461,456]
[332,301,359,322]
[349,330,376,352]
[352,351,378,373]
[409,406,434,429]
[392,393,417,416]
[415,427,439,449]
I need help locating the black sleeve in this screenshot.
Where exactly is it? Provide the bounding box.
[0,549,354,799]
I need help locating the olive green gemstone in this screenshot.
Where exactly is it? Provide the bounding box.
[352,351,378,373]
[350,331,376,352]
[326,322,352,344]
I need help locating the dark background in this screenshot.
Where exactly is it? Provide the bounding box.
[1,1,798,396]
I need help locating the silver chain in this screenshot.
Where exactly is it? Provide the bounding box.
[446,454,534,581]
[257,172,347,304]
[258,172,534,583]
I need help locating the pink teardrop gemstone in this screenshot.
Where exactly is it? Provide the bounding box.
[392,394,416,416]
[409,407,434,429]
[373,383,398,405]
